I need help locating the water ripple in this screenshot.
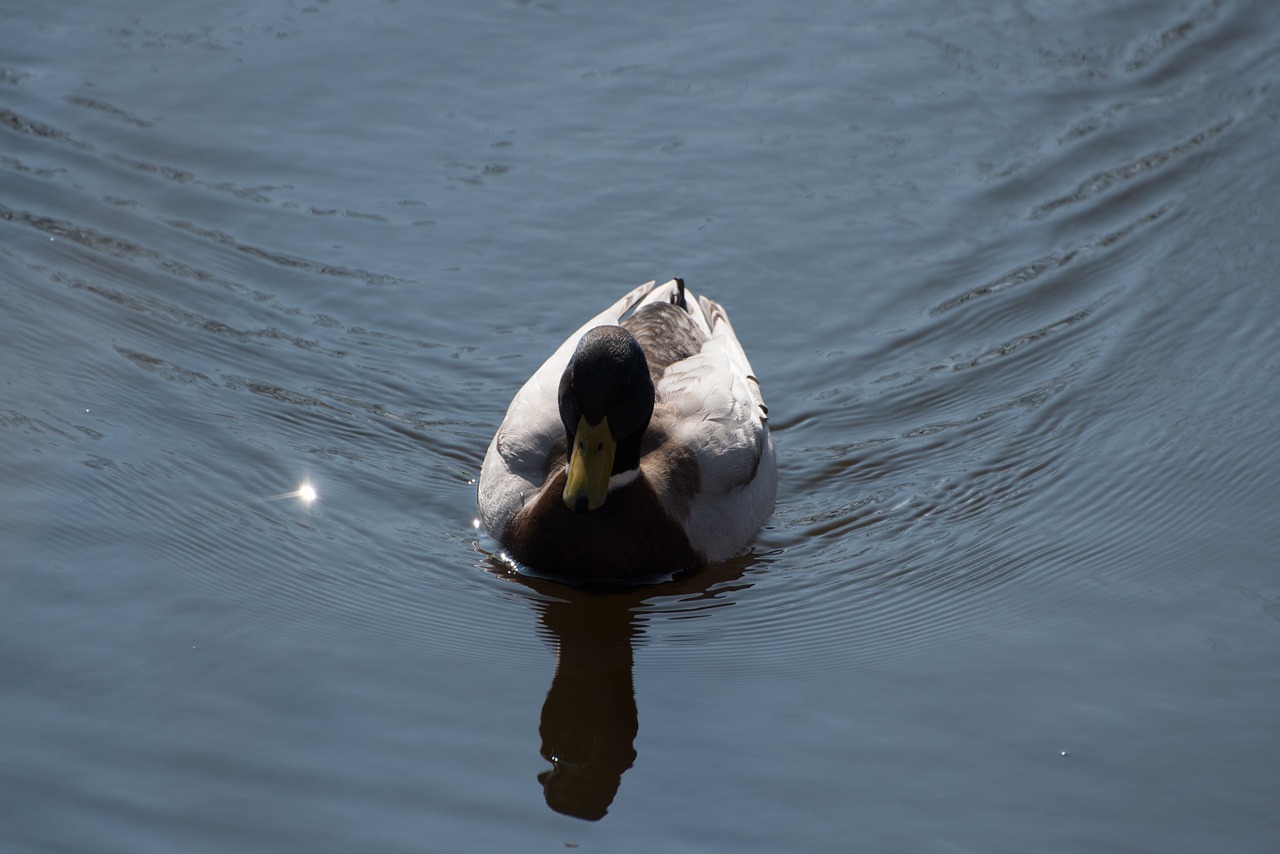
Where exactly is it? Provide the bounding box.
[1032,119,1232,220]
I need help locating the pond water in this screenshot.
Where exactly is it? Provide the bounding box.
[3,0,1278,851]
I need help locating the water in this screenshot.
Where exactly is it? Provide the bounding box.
[3,0,1278,850]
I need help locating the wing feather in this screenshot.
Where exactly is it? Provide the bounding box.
[654,294,776,561]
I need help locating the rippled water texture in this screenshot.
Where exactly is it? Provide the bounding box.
[3,1,1279,851]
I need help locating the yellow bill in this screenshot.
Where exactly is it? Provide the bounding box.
[563,416,616,512]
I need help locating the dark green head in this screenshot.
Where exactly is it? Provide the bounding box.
[557,326,654,513]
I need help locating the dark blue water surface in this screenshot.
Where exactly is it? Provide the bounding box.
[3,1,1278,851]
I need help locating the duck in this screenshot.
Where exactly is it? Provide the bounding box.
[477,278,776,581]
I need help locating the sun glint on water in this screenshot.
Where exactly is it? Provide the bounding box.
[262,480,318,505]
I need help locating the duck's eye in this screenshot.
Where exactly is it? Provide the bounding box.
[577,440,584,450]
[596,442,604,452]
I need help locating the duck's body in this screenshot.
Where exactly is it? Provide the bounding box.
[478,279,776,581]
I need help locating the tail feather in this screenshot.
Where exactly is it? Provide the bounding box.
[671,277,688,309]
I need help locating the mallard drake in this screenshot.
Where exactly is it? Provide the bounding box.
[478,278,776,581]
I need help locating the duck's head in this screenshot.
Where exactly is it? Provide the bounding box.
[558,326,654,514]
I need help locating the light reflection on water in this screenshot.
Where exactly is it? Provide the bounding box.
[2,0,1279,850]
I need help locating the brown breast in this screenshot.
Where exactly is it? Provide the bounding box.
[502,470,702,581]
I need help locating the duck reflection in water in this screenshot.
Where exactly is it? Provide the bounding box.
[495,560,756,821]
[535,589,640,821]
